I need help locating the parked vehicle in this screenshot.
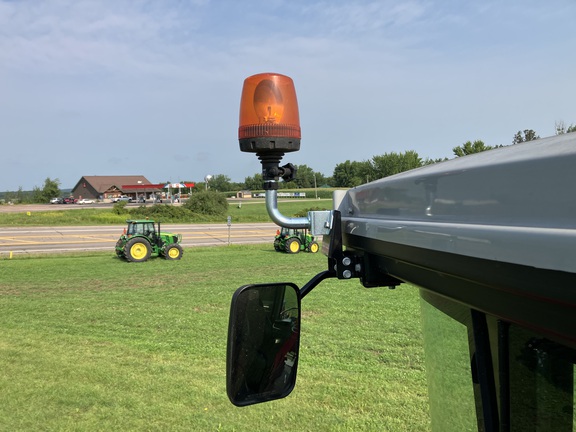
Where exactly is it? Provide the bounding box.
[50,197,63,204]
[63,197,77,204]
[112,195,132,203]
[77,198,95,205]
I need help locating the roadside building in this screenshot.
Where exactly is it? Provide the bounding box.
[71,175,160,201]
[236,190,252,198]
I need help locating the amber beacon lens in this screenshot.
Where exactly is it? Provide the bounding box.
[238,73,301,154]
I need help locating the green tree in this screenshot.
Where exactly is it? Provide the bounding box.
[283,165,328,189]
[32,177,61,203]
[243,173,263,191]
[555,121,576,135]
[323,175,334,187]
[2,190,13,203]
[16,187,28,203]
[290,164,315,189]
[453,140,495,157]
[423,157,449,165]
[371,150,422,179]
[208,174,233,192]
[332,160,371,187]
[184,190,228,216]
[332,161,354,187]
[31,187,43,203]
[512,129,539,144]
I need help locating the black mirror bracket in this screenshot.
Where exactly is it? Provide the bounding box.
[314,209,403,292]
[299,210,364,299]
[324,209,363,280]
[326,209,403,289]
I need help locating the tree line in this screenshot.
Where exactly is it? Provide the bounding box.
[1,178,62,204]
[198,122,573,191]
[2,122,574,203]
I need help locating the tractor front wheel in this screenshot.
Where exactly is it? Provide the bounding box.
[308,241,320,253]
[273,239,281,251]
[124,238,152,263]
[285,238,301,254]
[115,239,125,258]
[164,244,183,260]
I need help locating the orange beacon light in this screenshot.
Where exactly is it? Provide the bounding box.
[238,73,301,156]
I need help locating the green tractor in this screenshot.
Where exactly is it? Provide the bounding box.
[273,227,320,254]
[115,219,184,262]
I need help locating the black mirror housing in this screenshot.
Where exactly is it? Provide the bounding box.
[226,283,301,406]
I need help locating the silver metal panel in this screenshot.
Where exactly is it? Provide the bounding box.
[337,133,576,274]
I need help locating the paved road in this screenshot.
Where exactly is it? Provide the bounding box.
[0,223,279,256]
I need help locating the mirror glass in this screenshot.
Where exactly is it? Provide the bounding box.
[226,282,301,406]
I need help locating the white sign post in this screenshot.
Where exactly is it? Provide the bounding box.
[227,216,232,245]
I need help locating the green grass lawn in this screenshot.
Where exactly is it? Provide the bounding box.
[0,245,431,431]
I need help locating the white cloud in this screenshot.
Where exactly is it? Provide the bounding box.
[305,0,428,34]
[0,0,206,76]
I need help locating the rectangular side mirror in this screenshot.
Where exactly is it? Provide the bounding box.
[226,283,301,406]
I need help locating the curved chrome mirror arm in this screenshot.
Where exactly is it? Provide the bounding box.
[264,181,335,238]
[265,187,310,229]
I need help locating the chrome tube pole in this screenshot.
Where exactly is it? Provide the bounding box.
[265,186,310,229]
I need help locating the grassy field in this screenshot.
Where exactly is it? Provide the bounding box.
[0,245,431,431]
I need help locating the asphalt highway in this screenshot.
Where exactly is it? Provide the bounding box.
[0,222,279,256]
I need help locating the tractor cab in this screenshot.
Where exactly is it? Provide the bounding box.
[126,221,156,239]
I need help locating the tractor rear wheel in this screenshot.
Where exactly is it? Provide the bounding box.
[124,238,152,262]
[285,238,301,254]
[164,243,183,260]
[308,241,320,253]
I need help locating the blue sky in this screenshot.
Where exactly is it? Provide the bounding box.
[1,0,575,191]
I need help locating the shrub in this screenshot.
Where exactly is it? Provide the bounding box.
[129,204,191,221]
[184,190,229,216]
[112,201,129,215]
